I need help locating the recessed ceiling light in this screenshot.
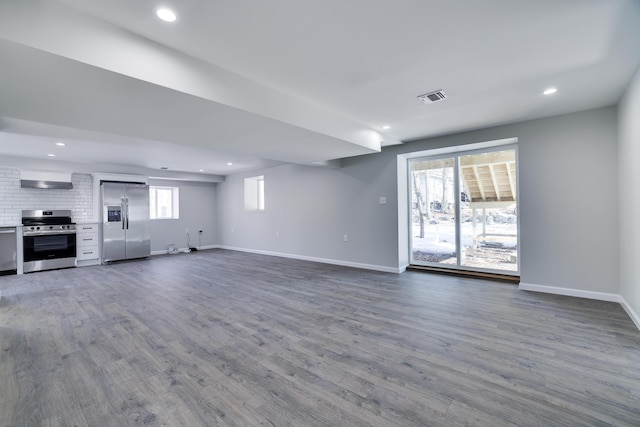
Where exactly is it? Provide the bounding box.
[382,125,391,130]
[227,162,233,166]
[199,169,204,172]
[543,88,557,95]
[55,142,65,147]
[156,7,177,22]
[47,153,55,157]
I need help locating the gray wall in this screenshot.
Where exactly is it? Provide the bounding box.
[397,107,618,293]
[217,160,399,269]
[217,106,619,293]
[619,66,640,320]
[149,179,217,252]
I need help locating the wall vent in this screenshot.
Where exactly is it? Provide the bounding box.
[417,90,448,104]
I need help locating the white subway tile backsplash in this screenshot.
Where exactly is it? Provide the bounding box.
[0,167,93,225]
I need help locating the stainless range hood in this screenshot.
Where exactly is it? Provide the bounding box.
[20,170,73,189]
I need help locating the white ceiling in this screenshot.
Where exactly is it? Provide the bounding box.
[1,0,639,180]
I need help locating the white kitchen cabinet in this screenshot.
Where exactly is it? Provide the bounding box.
[76,223,99,266]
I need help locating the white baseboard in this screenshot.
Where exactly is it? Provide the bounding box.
[196,245,221,251]
[620,296,640,331]
[519,282,621,302]
[130,248,640,332]
[151,244,220,256]
[218,245,403,274]
[151,249,182,256]
[519,282,640,332]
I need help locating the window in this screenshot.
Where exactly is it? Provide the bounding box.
[244,175,265,211]
[150,186,179,219]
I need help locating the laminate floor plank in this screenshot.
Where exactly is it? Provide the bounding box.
[265,344,454,427]
[1,249,639,426]
[0,400,18,427]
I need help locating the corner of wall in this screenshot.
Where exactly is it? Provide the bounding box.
[617,63,640,332]
[620,295,640,331]
[520,282,639,332]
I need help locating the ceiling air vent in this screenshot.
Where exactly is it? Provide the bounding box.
[417,90,448,104]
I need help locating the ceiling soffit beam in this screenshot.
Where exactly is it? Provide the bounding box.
[0,154,225,183]
[0,0,392,154]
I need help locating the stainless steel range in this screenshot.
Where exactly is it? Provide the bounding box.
[22,209,76,273]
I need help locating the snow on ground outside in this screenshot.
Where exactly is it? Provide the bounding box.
[411,222,517,254]
[411,221,518,271]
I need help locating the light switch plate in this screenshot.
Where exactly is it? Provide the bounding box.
[379,196,387,205]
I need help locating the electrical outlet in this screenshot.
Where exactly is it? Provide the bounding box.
[186,228,189,234]
[343,234,348,242]
[276,230,280,237]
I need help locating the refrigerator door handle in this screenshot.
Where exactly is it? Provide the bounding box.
[125,197,130,230]
[121,198,126,230]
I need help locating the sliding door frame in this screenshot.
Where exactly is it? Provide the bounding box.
[407,142,520,276]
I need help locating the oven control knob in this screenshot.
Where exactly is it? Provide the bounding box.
[30,226,35,230]
[36,226,40,230]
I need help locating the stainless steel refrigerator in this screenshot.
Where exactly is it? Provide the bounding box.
[101,182,151,263]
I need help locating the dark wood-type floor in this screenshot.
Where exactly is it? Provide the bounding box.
[1,249,639,426]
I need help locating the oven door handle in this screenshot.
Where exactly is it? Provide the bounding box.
[23,230,76,236]
[0,228,16,234]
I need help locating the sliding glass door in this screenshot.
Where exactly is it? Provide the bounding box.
[409,146,518,274]
[410,157,458,266]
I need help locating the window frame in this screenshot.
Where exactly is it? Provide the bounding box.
[407,143,519,276]
[149,185,180,219]
[244,175,265,212]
